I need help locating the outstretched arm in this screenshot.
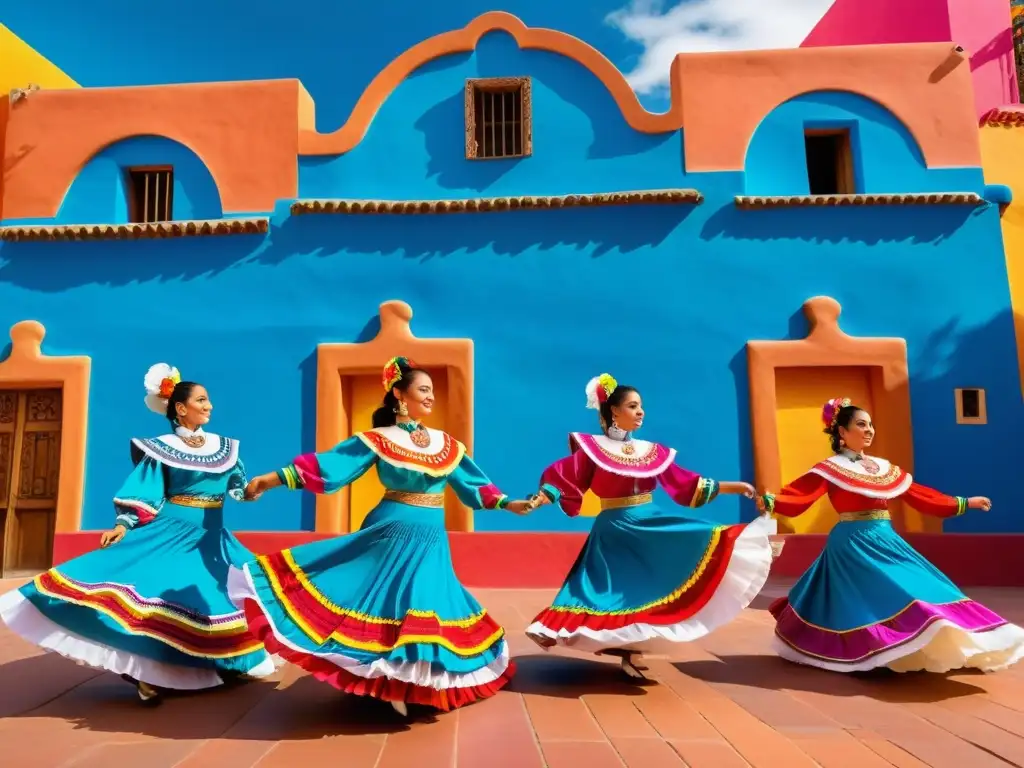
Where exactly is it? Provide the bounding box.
[448,454,532,513]
[657,463,754,508]
[901,481,989,518]
[758,473,829,518]
[536,450,596,517]
[247,436,377,498]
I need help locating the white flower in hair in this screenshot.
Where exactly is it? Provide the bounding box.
[584,373,618,410]
[143,363,182,415]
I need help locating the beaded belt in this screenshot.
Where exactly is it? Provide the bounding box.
[168,495,224,509]
[838,510,890,523]
[600,493,653,510]
[383,490,445,508]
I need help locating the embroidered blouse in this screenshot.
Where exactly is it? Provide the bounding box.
[537,432,720,516]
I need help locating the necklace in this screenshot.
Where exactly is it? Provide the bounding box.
[397,420,431,449]
[621,440,636,455]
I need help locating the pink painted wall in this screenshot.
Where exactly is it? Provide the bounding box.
[947,0,1018,113]
[803,0,1018,117]
[802,0,952,47]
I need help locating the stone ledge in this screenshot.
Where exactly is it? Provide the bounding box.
[290,189,704,215]
[0,218,270,242]
[734,193,984,209]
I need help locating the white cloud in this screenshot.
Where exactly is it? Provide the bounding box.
[607,0,837,94]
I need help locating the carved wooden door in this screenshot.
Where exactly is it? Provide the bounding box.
[1,389,62,576]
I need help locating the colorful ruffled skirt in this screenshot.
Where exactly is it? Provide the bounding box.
[771,518,1024,672]
[525,504,776,653]
[228,500,513,711]
[0,505,276,689]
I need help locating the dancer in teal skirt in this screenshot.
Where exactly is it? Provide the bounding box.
[758,397,1024,673]
[0,364,275,704]
[524,373,777,679]
[229,357,534,717]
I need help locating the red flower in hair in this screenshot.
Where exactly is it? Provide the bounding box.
[159,377,176,399]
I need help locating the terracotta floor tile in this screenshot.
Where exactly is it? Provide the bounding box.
[68,739,201,766]
[784,732,892,768]
[631,683,721,741]
[176,739,278,768]
[651,661,818,768]
[584,694,660,739]
[457,693,543,768]
[668,739,751,768]
[1,580,1024,768]
[541,740,624,768]
[376,709,458,768]
[847,730,931,768]
[524,694,604,741]
[902,701,1024,765]
[939,696,1024,737]
[610,737,685,767]
[255,735,384,766]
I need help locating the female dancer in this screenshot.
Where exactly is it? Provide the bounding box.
[758,397,1024,673]
[524,373,776,679]
[229,357,534,717]
[0,364,275,704]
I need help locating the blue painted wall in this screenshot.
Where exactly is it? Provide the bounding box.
[0,38,1018,534]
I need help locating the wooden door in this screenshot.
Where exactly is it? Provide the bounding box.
[1,389,62,577]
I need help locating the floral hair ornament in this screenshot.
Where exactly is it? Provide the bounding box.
[584,373,618,410]
[821,397,852,433]
[382,356,419,392]
[143,363,182,415]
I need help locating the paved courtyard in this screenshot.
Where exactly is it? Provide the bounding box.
[2,577,1024,767]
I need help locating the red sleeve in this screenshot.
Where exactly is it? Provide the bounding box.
[901,482,968,519]
[538,450,596,518]
[762,473,829,518]
[657,463,720,508]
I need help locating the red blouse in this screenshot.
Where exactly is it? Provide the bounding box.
[765,452,968,519]
[539,433,719,517]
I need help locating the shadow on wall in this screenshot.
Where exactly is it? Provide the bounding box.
[907,306,1021,533]
[701,203,982,246]
[726,301,1020,533]
[0,203,694,292]
[42,135,224,226]
[299,32,682,200]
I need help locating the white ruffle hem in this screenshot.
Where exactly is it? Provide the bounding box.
[525,514,777,653]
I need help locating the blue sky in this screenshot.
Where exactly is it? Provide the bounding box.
[2,0,835,126]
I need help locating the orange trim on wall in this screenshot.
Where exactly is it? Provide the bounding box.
[298,11,681,156]
[313,301,475,535]
[2,79,307,220]
[1,15,982,222]
[746,297,937,534]
[0,321,90,534]
[677,43,981,172]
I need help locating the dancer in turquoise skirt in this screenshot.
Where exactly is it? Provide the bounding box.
[229,357,534,717]
[524,373,777,679]
[0,364,275,704]
[758,397,1024,673]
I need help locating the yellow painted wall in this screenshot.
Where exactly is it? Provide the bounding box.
[348,369,450,531]
[979,126,1024,398]
[774,366,874,534]
[0,24,78,93]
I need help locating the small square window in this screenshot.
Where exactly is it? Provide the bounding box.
[804,129,855,195]
[954,388,987,425]
[465,77,532,160]
[127,166,174,223]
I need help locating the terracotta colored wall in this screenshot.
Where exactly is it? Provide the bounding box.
[2,79,307,220]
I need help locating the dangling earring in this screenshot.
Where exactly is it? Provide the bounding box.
[397,401,409,418]
[839,438,845,447]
